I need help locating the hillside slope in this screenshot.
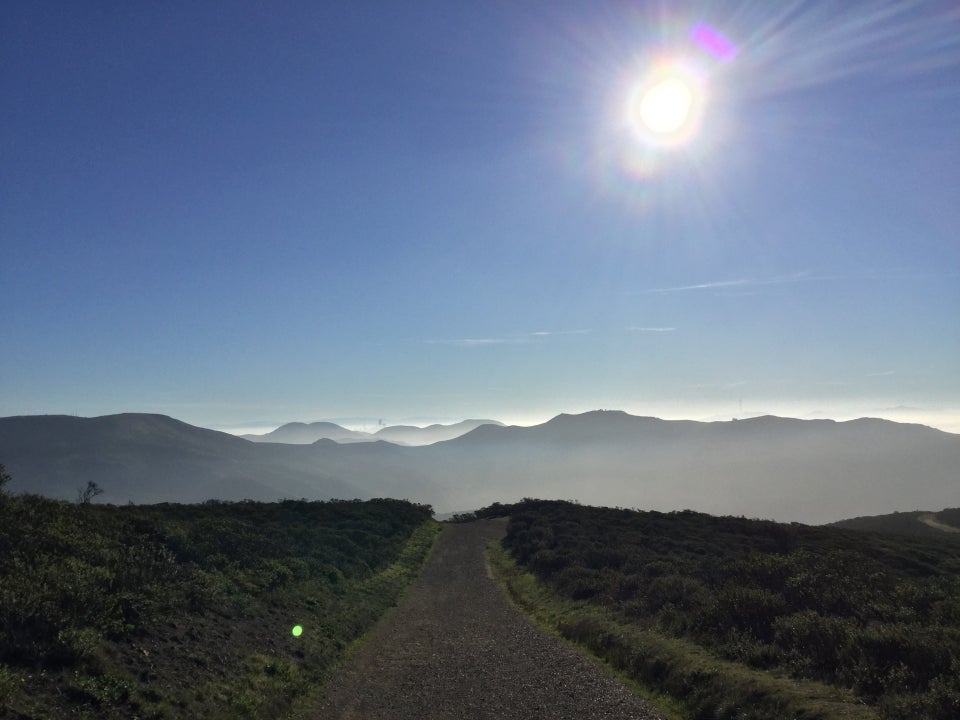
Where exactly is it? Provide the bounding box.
[0,494,438,719]
[493,499,960,720]
[830,508,960,539]
[0,414,359,503]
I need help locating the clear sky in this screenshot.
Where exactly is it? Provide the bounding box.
[3,1,959,434]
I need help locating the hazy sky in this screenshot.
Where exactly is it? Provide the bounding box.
[3,1,959,433]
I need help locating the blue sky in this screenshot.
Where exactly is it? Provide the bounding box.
[3,1,959,433]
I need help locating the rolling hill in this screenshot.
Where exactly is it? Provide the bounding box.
[241,418,502,446]
[829,508,960,539]
[373,419,504,445]
[0,414,358,503]
[423,411,960,523]
[241,421,373,444]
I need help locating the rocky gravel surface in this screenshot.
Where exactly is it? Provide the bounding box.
[314,519,666,719]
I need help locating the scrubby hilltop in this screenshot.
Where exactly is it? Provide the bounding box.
[489,499,960,719]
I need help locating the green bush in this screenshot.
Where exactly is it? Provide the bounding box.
[773,610,857,679]
[70,672,134,706]
[703,586,788,642]
[844,625,957,697]
[644,574,712,615]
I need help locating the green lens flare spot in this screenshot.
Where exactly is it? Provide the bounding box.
[291,625,303,637]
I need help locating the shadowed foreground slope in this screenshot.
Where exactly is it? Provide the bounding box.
[0,495,436,719]
[316,520,664,720]
[495,500,960,719]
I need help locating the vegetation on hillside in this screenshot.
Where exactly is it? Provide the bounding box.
[488,499,960,720]
[0,468,438,719]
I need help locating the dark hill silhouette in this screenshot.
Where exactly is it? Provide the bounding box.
[2,411,958,524]
[450,410,704,446]
[0,414,361,504]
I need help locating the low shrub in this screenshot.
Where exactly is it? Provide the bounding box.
[495,499,960,718]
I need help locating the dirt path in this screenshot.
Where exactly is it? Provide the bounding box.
[314,519,665,719]
[919,512,960,533]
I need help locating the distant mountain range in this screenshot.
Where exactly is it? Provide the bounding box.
[241,419,503,446]
[374,419,505,445]
[2,410,958,524]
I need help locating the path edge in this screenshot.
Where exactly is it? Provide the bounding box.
[292,519,445,718]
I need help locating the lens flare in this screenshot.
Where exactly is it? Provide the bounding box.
[291,625,303,637]
[690,22,738,63]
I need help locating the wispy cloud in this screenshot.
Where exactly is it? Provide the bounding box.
[426,337,528,347]
[866,370,896,377]
[427,329,591,348]
[530,329,592,337]
[627,326,676,333]
[646,279,755,293]
[643,272,843,294]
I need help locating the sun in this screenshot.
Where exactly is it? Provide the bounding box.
[628,63,705,148]
[638,77,694,134]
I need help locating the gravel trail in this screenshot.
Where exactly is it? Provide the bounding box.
[314,519,666,719]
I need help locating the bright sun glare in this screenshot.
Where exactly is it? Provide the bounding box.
[637,77,694,134]
[628,65,704,148]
